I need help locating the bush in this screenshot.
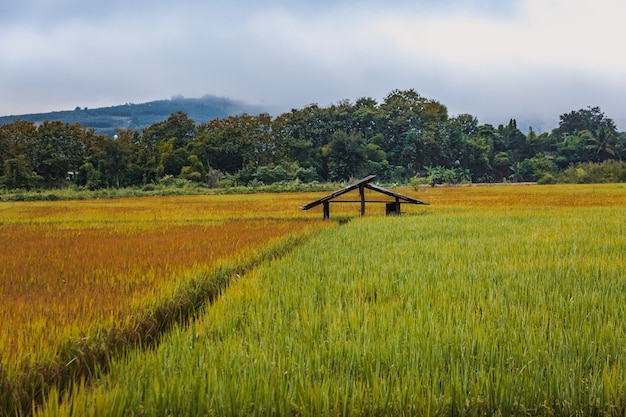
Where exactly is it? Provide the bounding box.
[409,177,429,191]
[537,173,557,185]
[253,165,290,185]
[295,167,320,183]
[558,161,626,183]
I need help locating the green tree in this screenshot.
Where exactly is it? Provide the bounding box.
[137,112,196,182]
[461,136,493,182]
[142,111,196,149]
[552,107,621,166]
[380,89,424,165]
[492,151,512,181]
[425,166,446,186]
[252,164,290,185]
[555,106,617,139]
[114,129,144,185]
[271,104,337,178]
[498,119,530,162]
[324,131,366,181]
[180,154,207,182]
[352,97,384,142]
[248,113,276,167]
[525,153,557,181]
[555,131,596,168]
[453,113,479,137]
[1,155,41,189]
[196,118,240,174]
[157,138,189,178]
[588,126,621,162]
[78,162,104,190]
[271,112,315,169]
[526,127,555,156]
[100,137,130,187]
[419,98,448,167]
[295,166,320,183]
[32,121,85,185]
[364,142,386,163]
[379,89,448,173]
[0,120,37,166]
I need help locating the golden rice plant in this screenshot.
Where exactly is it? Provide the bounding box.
[0,193,331,416]
[35,184,626,416]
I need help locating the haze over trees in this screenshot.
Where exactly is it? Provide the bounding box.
[1,89,625,190]
[0,95,259,137]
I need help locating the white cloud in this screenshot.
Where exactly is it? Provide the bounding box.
[1,0,626,130]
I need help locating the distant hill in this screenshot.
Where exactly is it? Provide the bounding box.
[0,95,267,136]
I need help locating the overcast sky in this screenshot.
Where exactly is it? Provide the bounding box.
[2,0,626,132]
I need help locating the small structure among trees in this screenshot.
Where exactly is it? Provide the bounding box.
[301,175,428,219]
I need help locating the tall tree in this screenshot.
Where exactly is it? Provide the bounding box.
[324,131,366,181]
[270,104,334,177]
[142,111,196,149]
[157,138,189,177]
[0,120,38,184]
[447,114,492,181]
[555,106,617,139]
[100,137,131,187]
[352,97,383,142]
[32,121,85,184]
[553,107,621,166]
[498,119,530,162]
[379,89,448,172]
[1,155,41,189]
[380,89,424,158]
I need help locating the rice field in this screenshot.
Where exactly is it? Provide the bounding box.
[24,184,626,417]
[0,193,332,416]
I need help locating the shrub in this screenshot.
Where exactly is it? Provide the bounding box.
[295,167,320,183]
[558,161,626,183]
[537,173,557,184]
[409,177,429,191]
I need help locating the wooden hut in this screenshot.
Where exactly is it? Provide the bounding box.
[300,175,429,219]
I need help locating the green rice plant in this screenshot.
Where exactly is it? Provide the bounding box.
[35,192,626,416]
[0,194,332,416]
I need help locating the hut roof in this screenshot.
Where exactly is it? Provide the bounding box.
[300,175,428,211]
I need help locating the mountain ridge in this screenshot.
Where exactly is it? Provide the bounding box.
[0,95,267,136]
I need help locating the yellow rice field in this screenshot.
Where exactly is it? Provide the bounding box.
[1,184,624,416]
[27,183,626,417]
[0,193,332,415]
[1,185,623,367]
[415,183,626,207]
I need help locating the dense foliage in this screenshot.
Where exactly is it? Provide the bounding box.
[1,90,625,190]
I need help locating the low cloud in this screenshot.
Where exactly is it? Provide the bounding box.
[2,0,626,130]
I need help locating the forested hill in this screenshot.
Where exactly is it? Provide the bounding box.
[1,89,625,191]
[0,95,265,136]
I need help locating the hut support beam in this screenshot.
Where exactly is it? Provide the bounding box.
[359,185,365,216]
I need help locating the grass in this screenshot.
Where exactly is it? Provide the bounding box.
[0,180,343,203]
[30,184,626,416]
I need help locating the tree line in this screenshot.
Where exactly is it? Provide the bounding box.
[1,89,625,190]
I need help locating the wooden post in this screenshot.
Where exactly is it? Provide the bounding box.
[359,185,365,216]
[395,197,401,214]
[323,202,330,219]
